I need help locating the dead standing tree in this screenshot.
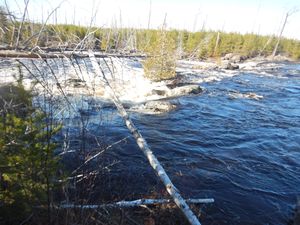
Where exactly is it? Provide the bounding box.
[15,0,30,50]
[272,8,299,58]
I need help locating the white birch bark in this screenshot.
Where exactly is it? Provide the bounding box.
[272,13,288,58]
[15,0,30,49]
[60,198,214,209]
[88,51,203,225]
[272,8,298,58]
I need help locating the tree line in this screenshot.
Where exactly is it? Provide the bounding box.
[1,6,300,59]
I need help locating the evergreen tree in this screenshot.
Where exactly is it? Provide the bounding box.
[142,26,176,81]
[0,84,61,224]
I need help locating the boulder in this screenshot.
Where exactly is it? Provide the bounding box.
[67,78,86,87]
[144,101,176,113]
[231,55,242,63]
[169,85,202,97]
[222,53,234,60]
[222,53,247,63]
[227,63,239,70]
[244,92,263,100]
[130,101,176,114]
[228,92,263,100]
[221,62,239,70]
[152,89,167,96]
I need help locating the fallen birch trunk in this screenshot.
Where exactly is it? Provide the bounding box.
[60,198,214,209]
[88,51,203,225]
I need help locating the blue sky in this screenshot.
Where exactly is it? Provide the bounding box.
[2,0,300,39]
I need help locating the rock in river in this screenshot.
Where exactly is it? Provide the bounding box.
[221,61,239,70]
[145,101,176,113]
[130,100,176,114]
[228,92,263,100]
[169,85,202,97]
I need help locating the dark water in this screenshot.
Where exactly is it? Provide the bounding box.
[61,62,300,225]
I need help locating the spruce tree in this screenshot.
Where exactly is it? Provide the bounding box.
[142,25,177,81]
[0,84,61,224]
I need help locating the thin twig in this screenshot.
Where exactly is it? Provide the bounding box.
[72,136,129,174]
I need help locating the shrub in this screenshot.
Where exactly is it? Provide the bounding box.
[142,29,177,81]
[0,84,61,224]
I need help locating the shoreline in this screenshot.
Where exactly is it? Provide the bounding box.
[0,48,298,61]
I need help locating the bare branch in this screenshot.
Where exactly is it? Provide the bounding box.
[272,7,299,57]
[72,136,130,174]
[60,198,215,209]
[15,0,30,50]
[34,1,65,47]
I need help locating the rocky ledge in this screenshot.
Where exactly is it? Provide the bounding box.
[152,84,203,98]
[130,85,203,114]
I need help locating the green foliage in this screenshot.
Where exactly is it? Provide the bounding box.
[1,4,300,59]
[0,6,12,45]
[0,84,61,224]
[142,29,177,81]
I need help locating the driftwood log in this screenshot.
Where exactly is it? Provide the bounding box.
[60,198,214,209]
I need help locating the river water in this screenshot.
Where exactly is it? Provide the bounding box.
[77,62,299,225]
[1,59,299,224]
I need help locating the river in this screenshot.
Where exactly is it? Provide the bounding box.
[71,62,300,225]
[1,58,299,224]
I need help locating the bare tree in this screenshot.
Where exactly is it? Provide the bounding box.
[15,0,30,49]
[147,0,152,29]
[3,0,18,46]
[34,1,65,46]
[272,8,299,58]
[213,32,220,57]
